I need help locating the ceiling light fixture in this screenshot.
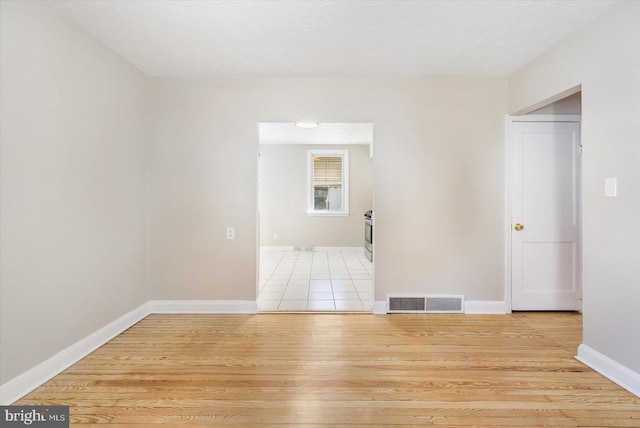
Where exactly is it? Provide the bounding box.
[294,121,319,129]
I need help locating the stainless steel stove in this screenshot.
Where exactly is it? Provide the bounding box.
[364,210,372,262]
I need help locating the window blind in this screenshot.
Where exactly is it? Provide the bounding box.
[313,156,343,184]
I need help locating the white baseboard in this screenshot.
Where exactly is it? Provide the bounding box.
[150,300,258,314]
[0,302,150,405]
[0,299,259,404]
[576,344,640,397]
[464,300,509,314]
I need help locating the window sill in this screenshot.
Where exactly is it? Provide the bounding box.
[307,211,350,217]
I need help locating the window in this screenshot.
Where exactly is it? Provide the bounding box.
[307,149,349,216]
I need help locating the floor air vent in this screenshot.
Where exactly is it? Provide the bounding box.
[387,295,464,313]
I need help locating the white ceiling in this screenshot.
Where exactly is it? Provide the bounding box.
[259,123,373,145]
[49,0,617,77]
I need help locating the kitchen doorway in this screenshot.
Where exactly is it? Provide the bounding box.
[257,122,374,312]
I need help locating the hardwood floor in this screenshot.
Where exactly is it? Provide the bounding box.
[16,313,640,426]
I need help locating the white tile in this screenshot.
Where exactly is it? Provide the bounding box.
[258,300,280,311]
[309,291,334,300]
[360,301,374,310]
[259,291,284,300]
[266,279,288,286]
[283,288,308,299]
[270,274,292,279]
[333,291,359,300]
[356,291,372,301]
[261,248,375,312]
[309,280,332,292]
[356,286,371,293]
[335,300,365,311]
[287,280,310,287]
[277,265,296,270]
[261,284,287,292]
[307,300,335,311]
[332,284,356,292]
[332,279,354,287]
[278,300,308,311]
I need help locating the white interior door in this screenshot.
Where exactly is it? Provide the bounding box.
[511,120,581,311]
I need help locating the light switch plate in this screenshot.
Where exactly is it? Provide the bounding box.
[604,177,617,198]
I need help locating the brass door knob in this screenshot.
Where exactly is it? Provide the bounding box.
[514,223,524,231]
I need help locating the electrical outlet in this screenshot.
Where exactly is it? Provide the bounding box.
[226,227,235,240]
[273,232,278,240]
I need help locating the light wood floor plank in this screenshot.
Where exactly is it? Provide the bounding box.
[15,313,640,426]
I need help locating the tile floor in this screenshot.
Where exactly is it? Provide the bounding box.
[258,249,373,312]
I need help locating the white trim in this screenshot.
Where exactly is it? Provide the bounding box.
[307,149,349,215]
[372,301,386,314]
[510,85,581,116]
[510,114,582,123]
[0,302,150,405]
[577,344,640,397]
[504,115,513,313]
[464,300,509,314]
[150,300,258,314]
[0,300,258,404]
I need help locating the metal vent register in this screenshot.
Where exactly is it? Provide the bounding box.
[387,295,464,313]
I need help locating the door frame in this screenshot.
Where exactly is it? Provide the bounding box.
[505,114,583,313]
[255,122,376,313]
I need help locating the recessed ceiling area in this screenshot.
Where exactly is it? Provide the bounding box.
[259,123,373,145]
[48,0,617,77]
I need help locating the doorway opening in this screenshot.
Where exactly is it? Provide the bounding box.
[508,89,582,312]
[257,122,374,312]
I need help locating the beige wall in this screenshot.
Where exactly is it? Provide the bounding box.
[0,1,150,383]
[509,2,640,373]
[150,76,507,301]
[3,0,637,400]
[259,144,372,247]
